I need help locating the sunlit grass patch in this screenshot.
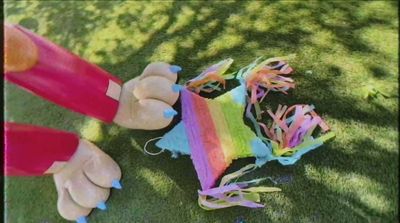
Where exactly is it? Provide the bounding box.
[4,1,398,222]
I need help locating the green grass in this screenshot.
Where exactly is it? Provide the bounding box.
[4,1,399,222]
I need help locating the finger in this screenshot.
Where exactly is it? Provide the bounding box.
[65,171,110,209]
[83,152,122,189]
[133,76,179,105]
[57,188,92,221]
[131,99,177,130]
[140,62,181,83]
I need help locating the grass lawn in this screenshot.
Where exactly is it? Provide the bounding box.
[4,1,399,222]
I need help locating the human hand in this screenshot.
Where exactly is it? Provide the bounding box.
[51,139,121,222]
[113,62,181,130]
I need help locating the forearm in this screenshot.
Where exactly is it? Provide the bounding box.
[4,24,122,123]
[4,122,80,176]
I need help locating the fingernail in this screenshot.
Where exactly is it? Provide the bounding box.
[172,84,184,92]
[169,65,182,73]
[76,216,87,223]
[163,109,177,118]
[112,179,122,189]
[96,201,107,210]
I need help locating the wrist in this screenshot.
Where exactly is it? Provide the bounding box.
[106,79,122,102]
[112,79,139,128]
[45,139,93,174]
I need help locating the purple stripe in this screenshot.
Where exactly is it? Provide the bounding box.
[198,184,242,196]
[288,116,321,148]
[181,89,214,190]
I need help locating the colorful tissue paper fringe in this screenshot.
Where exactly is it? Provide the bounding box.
[198,164,281,210]
[237,55,296,105]
[185,58,234,93]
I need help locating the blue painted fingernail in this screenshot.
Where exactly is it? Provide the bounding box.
[96,201,107,210]
[169,65,182,73]
[76,216,87,223]
[112,179,122,189]
[163,109,177,118]
[172,84,183,92]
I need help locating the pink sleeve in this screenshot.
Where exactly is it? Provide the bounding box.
[4,122,80,176]
[4,25,122,123]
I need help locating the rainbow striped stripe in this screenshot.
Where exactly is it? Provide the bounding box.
[181,86,258,190]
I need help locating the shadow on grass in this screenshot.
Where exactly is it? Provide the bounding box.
[4,1,398,222]
[283,138,398,222]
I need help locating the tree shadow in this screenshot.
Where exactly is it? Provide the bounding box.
[369,65,392,79]
[279,138,399,222]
